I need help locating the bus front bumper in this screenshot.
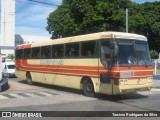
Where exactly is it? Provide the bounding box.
[0,79,9,92]
[114,82,153,95]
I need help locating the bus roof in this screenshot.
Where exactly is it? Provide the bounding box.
[16,31,147,49]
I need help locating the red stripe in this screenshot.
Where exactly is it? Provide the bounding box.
[15,60,153,78]
[111,66,153,71]
[16,44,32,49]
[16,60,104,71]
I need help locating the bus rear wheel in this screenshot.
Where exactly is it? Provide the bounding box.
[82,79,95,97]
[26,72,32,85]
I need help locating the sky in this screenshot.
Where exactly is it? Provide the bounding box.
[0,0,159,37]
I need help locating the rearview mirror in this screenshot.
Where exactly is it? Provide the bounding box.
[110,41,118,57]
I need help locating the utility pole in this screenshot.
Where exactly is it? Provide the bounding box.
[126,8,128,33]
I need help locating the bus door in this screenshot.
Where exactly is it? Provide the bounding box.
[99,40,113,95]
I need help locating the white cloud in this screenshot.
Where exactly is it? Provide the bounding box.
[16,26,51,37]
[15,0,60,36]
[6,0,158,37]
[16,4,55,25]
[133,0,159,3]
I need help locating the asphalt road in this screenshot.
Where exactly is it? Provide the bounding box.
[0,78,160,120]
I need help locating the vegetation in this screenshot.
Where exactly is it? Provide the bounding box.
[6,54,15,60]
[129,2,160,53]
[46,0,160,53]
[150,50,159,59]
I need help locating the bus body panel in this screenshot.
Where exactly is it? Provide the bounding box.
[15,32,153,96]
[15,58,101,92]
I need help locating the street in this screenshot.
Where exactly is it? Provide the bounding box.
[0,78,160,119]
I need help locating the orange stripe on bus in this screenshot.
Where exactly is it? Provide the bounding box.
[15,60,153,78]
[16,60,105,71]
[16,44,32,49]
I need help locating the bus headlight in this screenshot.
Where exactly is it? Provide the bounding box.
[119,79,128,85]
[119,79,124,85]
[124,79,128,84]
[147,77,152,82]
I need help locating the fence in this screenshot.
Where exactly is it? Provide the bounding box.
[152,59,160,75]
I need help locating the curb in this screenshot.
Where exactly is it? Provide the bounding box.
[151,88,160,91]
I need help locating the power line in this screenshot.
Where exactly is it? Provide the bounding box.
[27,0,59,6]
[16,0,60,7]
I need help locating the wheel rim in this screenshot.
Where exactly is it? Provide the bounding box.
[82,79,94,97]
[86,83,93,93]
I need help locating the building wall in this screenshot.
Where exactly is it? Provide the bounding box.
[16,34,51,45]
[0,34,51,56]
[0,0,15,55]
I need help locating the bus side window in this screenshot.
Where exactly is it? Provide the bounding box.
[81,41,96,57]
[15,49,23,59]
[87,51,92,56]
[65,43,79,57]
[100,40,111,68]
[32,47,41,59]
[52,44,64,58]
[41,46,51,59]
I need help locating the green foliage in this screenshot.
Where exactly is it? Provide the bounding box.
[129,2,160,52]
[46,0,160,53]
[46,0,133,38]
[6,54,15,60]
[150,50,158,59]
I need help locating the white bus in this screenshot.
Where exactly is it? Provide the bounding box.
[15,32,153,97]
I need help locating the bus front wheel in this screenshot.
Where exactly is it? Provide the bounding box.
[82,79,95,97]
[26,72,32,85]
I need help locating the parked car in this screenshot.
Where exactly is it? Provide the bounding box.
[2,62,16,78]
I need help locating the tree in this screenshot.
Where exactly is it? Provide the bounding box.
[6,54,15,60]
[46,0,133,38]
[150,50,158,59]
[46,1,160,53]
[129,2,160,52]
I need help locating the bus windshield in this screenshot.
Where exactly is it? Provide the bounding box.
[114,40,152,66]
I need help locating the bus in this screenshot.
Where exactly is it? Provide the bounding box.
[15,32,153,97]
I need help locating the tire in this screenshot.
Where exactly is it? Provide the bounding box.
[82,79,95,97]
[26,73,32,85]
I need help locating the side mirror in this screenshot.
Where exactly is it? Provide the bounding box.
[114,43,118,57]
[110,41,118,57]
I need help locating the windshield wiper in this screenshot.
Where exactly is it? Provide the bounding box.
[139,57,147,66]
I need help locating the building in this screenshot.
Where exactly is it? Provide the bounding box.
[0,0,51,56]
[15,34,51,46]
[0,33,51,56]
[0,0,15,55]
